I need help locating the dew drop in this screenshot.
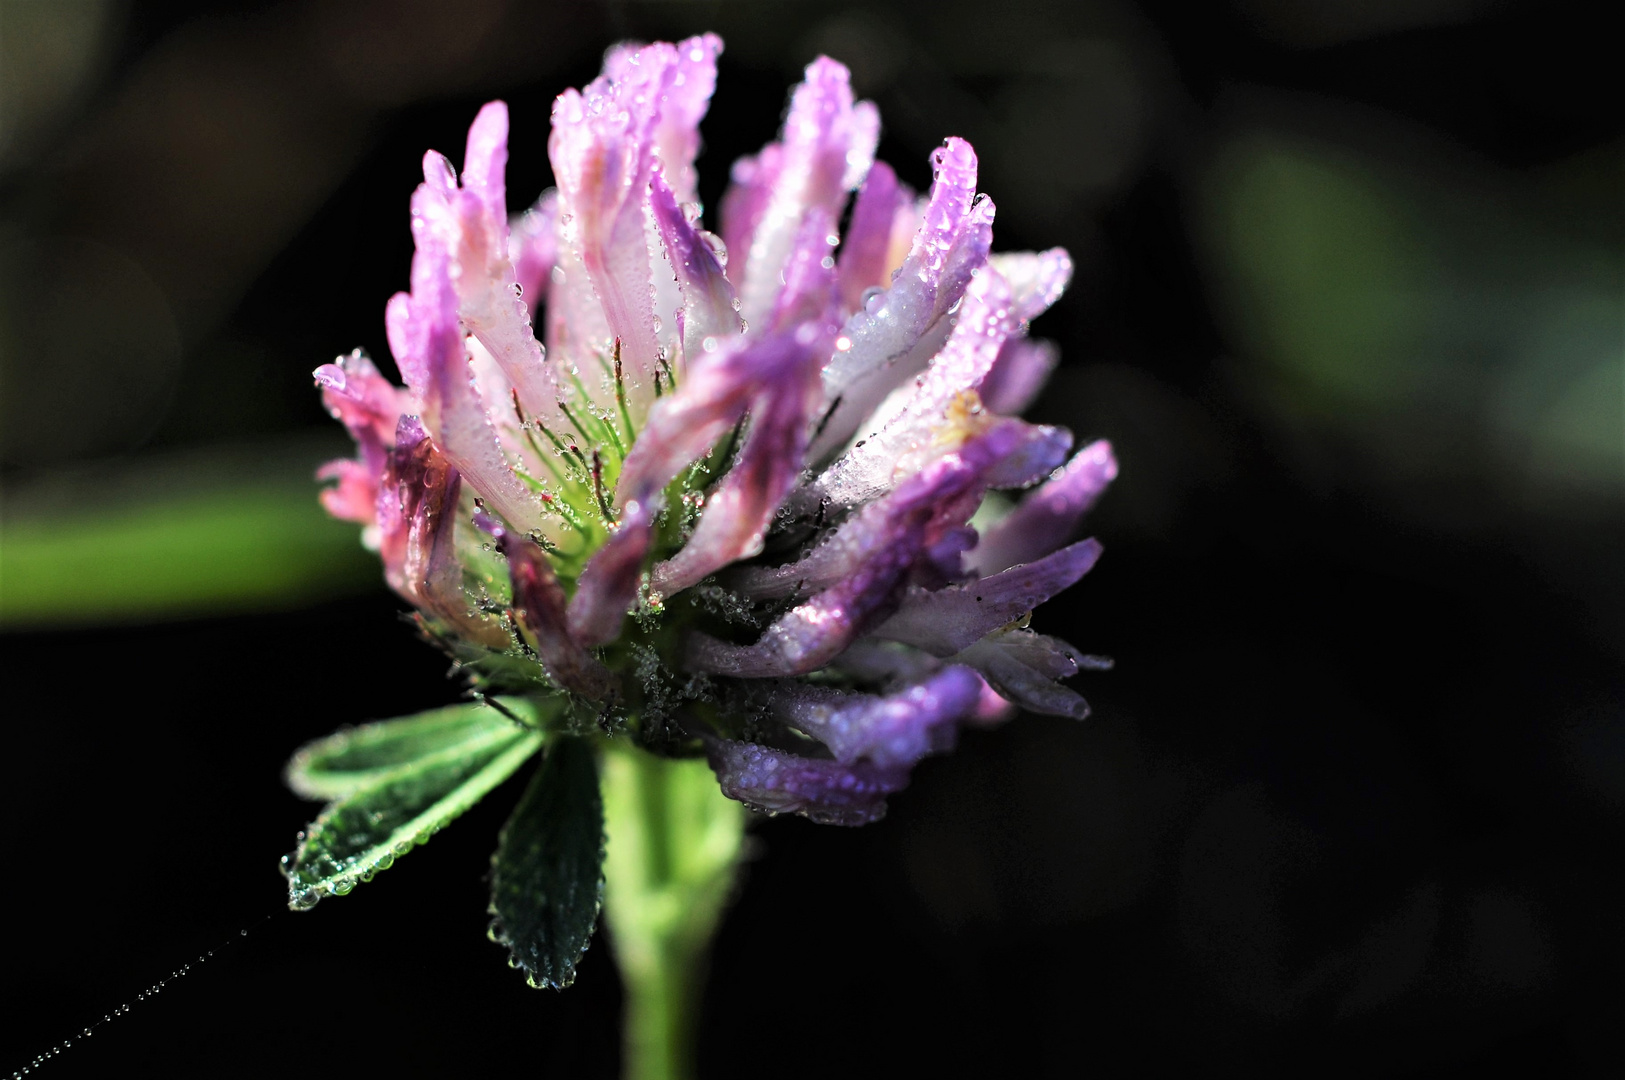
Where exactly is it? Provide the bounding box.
[652,315,663,334]
[861,287,885,313]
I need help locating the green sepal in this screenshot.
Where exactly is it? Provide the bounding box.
[282,706,545,910]
[488,735,606,990]
[285,700,544,801]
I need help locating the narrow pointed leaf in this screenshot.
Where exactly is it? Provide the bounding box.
[488,735,606,989]
[283,720,543,909]
[286,700,547,800]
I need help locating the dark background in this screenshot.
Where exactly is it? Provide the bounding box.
[2,0,1620,1076]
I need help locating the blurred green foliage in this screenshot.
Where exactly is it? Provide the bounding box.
[1202,130,1623,501]
[0,441,380,627]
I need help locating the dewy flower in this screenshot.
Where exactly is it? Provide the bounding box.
[289,32,1115,1000]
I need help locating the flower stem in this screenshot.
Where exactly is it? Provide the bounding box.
[601,747,746,1080]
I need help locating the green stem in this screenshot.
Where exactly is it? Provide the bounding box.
[601,748,746,1080]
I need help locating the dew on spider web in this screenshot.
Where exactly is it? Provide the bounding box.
[9,913,277,1078]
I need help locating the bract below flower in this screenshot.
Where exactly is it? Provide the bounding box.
[314,33,1115,827]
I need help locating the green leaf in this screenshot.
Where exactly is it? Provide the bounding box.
[285,700,547,801]
[282,715,543,910]
[488,736,606,990]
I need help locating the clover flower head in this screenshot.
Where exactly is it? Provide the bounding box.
[314,33,1116,829]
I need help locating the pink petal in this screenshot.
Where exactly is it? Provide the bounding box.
[548,43,679,386]
[316,458,378,525]
[386,170,544,536]
[508,191,559,328]
[503,532,617,700]
[732,56,879,328]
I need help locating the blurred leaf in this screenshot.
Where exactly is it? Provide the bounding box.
[286,698,552,801]
[282,707,542,910]
[1201,130,1624,498]
[0,440,381,628]
[488,736,605,990]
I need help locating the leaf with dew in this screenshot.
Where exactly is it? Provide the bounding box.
[488,735,605,989]
[282,707,544,909]
[285,699,548,800]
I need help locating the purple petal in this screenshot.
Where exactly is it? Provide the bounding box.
[381,418,507,648]
[811,137,995,460]
[616,330,802,512]
[617,219,837,524]
[767,206,842,333]
[971,439,1117,574]
[704,738,910,825]
[954,629,1094,719]
[736,418,1041,602]
[567,498,655,647]
[981,419,1074,489]
[827,637,946,687]
[733,57,879,328]
[691,435,1027,678]
[871,539,1103,656]
[688,549,909,677]
[651,318,828,595]
[988,628,1112,679]
[836,160,907,313]
[503,532,616,700]
[650,168,741,349]
[509,190,559,316]
[612,32,721,206]
[750,665,982,766]
[989,248,1072,322]
[914,524,978,589]
[717,145,780,289]
[811,266,1023,507]
[980,337,1058,416]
